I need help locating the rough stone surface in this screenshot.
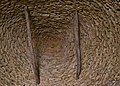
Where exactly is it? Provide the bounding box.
[0,0,120,86]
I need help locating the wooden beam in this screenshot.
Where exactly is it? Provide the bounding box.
[24,5,40,84]
[73,10,81,80]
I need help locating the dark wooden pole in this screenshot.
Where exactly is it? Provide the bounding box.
[73,10,81,79]
[24,5,40,84]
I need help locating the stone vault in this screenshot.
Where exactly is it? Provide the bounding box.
[0,0,120,86]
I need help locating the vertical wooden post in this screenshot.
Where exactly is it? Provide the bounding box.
[73,10,81,79]
[24,5,40,84]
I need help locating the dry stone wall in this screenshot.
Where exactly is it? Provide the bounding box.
[0,0,120,86]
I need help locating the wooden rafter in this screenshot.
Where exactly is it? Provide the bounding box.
[73,10,81,79]
[24,5,40,84]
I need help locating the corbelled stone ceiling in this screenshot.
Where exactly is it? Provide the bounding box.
[0,0,120,86]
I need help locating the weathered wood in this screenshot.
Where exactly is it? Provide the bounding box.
[73,10,81,79]
[24,5,40,84]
